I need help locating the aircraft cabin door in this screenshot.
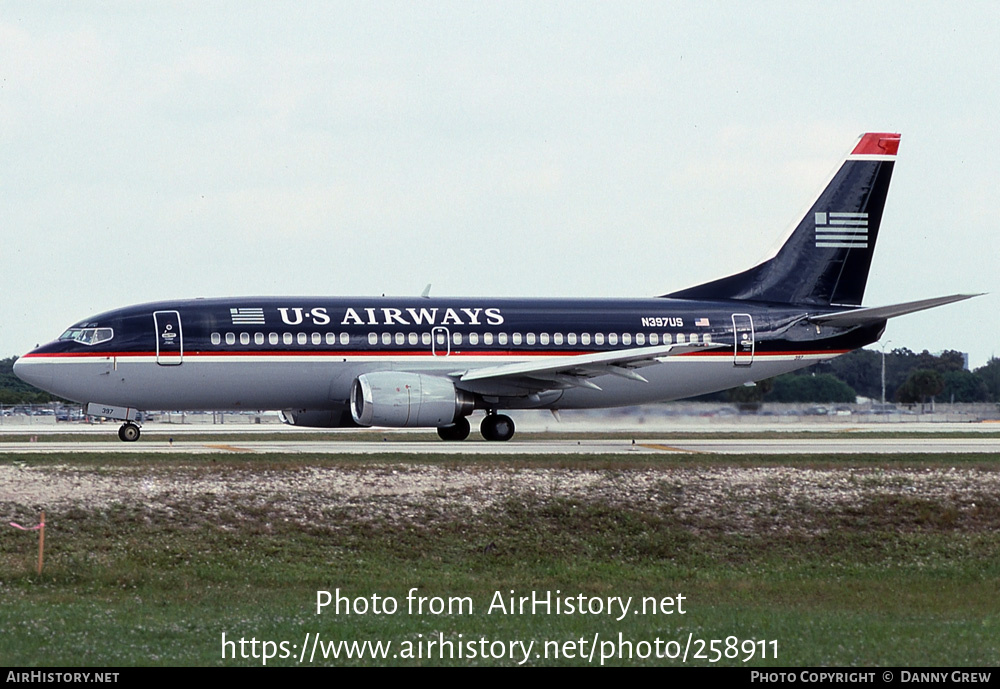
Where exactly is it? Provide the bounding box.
[153,310,184,366]
[732,313,754,367]
[431,326,451,356]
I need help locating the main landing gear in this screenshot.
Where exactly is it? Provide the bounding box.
[117,422,141,442]
[480,412,515,442]
[436,416,471,441]
[436,412,516,441]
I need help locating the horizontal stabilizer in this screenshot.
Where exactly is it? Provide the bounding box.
[808,294,982,326]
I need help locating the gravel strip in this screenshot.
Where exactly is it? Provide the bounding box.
[3,463,999,534]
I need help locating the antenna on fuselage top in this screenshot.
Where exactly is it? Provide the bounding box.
[421,284,432,299]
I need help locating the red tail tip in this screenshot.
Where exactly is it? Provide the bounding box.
[852,132,901,156]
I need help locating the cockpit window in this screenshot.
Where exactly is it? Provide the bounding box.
[59,327,114,346]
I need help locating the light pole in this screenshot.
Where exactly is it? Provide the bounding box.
[880,340,893,405]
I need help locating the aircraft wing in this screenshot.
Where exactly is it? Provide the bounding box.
[455,341,722,391]
[807,294,982,327]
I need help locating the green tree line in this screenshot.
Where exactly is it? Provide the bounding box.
[816,347,998,405]
[698,348,1000,406]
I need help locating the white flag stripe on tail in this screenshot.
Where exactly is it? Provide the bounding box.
[815,211,868,249]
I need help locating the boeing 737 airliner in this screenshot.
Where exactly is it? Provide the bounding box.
[14,133,977,441]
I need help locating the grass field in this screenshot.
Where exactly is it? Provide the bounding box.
[2,451,999,666]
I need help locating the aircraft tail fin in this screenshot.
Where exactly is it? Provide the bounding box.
[665,132,900,306]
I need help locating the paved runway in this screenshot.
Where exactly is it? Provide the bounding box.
[2,436,999,455]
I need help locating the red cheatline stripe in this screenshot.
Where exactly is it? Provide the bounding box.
[20,349,851,360]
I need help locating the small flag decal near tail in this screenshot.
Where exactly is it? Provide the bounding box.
[815,212,868,249]
[231,307,266,325]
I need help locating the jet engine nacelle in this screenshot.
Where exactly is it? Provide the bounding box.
[351,372,475,427]
[278,409,358,428]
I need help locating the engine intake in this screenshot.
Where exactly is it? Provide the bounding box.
[351,372,475,427]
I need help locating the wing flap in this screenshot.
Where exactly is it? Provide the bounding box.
[457,342,719,385]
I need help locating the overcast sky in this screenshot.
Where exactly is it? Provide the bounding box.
[2,2,997,367]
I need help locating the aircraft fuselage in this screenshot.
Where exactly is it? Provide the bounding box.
[14,295,881,413]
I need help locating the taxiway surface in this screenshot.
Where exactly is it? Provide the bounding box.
[2,436,999,455]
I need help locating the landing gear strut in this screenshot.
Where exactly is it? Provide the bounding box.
[117,422,141,442]
[437,416,471,441]
[480,412,515,441]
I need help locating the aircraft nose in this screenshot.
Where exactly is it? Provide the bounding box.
[12,355,53,391]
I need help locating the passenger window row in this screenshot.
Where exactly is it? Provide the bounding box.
[208,331,712,348]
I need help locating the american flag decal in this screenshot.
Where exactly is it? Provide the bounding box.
[230,307,265,325]
[815,212,868,249]
[695,318,710,327]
